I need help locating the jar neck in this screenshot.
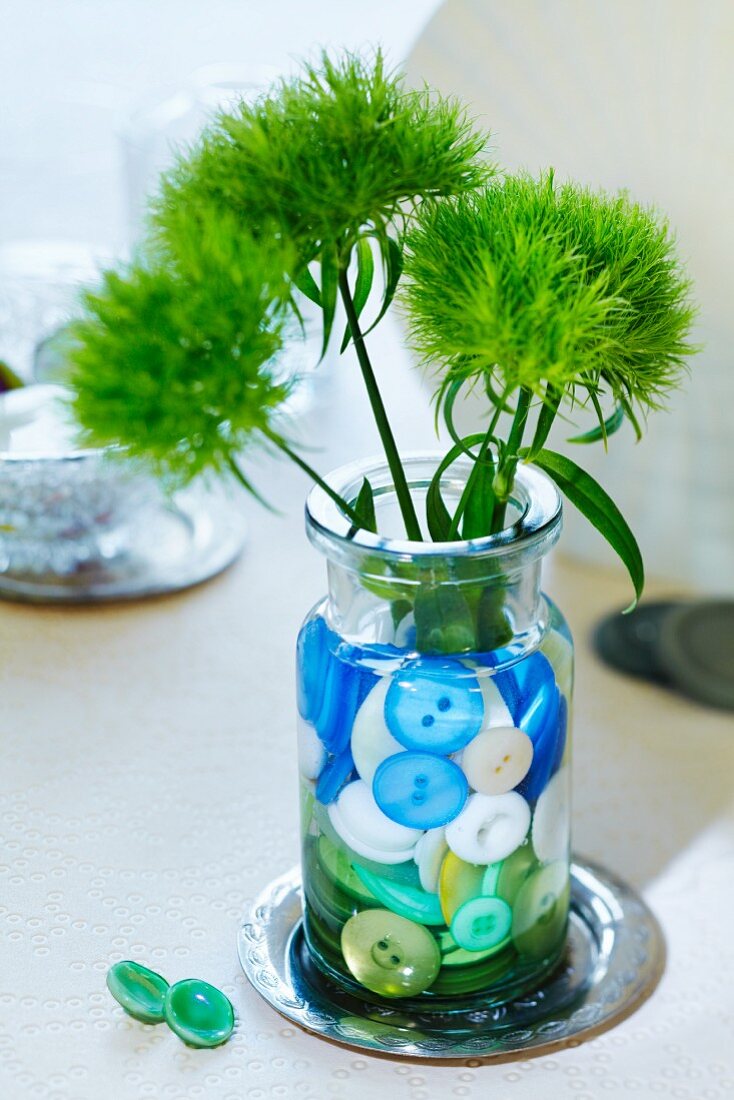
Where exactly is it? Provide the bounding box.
[306,452,562,663]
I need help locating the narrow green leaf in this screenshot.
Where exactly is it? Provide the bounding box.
[360,235,403,337]
[526,384,562,459]
[531,448,644,609]
[340,238,375,352]
[293,266,321,308]
[567,403,625,446]
[319,247,338,361]
[461,454,497,539]
[349,476,377,534]
[425,435,486,541]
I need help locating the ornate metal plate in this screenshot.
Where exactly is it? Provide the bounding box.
[0,483,246,603]
[239,858,665,1063]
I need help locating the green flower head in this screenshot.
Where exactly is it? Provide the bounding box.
[67,209,294,484]
[402,171,697,425]
[154,48,491,261]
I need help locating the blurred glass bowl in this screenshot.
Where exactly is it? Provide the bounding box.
[0,384,156,577]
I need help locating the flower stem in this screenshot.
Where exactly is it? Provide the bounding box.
[338,267,423,541]
[492,385,533,531]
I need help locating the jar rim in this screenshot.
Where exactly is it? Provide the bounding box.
[305,451,562,567]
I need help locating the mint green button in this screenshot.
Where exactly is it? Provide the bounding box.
[341,909,441,997]
[106,960,168,1024]
[352,864,444,926]
[164,979,234,1048]
[450,896,512,952]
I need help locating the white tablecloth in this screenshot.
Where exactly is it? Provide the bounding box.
[2,317,733,1099]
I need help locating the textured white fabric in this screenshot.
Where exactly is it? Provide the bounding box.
[2,319,733,1099]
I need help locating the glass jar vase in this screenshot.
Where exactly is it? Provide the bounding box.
[296,453,573,1009]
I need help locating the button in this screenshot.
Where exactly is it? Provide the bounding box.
[296,616,330,723]
[481,860,503,896]
[163,979,235,1048]
[438,850,484,924]
[352,864,444,926]
[496,842,537,903]
[461,726,534,795]
[314,653,377,756]
[328,781,422,865]
[385,658,484,753]
[106,960,168,1024]
[297,718,326,781]
[445,791,530,864]
[315,746,355,805]
[373,752,468,829]
[512,860,570,960]
[316,834,376,905]
[433,935,517,986]
[531,767,570,863]
[413,827,448,893]
[341,909,441,997]
[351,678,404,784]
[477,673,515,729]
[450,895,512,952]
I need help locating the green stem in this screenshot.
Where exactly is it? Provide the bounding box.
[338,266,423,541]
[491,385,533,532]
[261,427,364,527]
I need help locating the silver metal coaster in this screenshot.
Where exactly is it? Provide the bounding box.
[239,859,665,1063]
[0,484,246,603]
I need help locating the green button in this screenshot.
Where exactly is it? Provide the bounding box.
[106,960,168,1024]
[496,842,537,903]
[352,864,444,926]
[481,861,503,896]
[341,909,441,997]
[512,861,570,960]
[450,896,512,952]
[438,850,484,923]
[431,943,517,994]
[164,979,235,1048]
[317,835,376,904]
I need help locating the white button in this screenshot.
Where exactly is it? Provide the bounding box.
[540,628,574,701]
[477,672,514,729]
[461,726,533,795]
[351,678,404,784]
[532,767,570,863]
[328,780,422,865]
[445,791,531,864]
[413,827,448,893]
[297,717,326,781]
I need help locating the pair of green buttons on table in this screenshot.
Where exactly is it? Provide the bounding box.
[106,961,235,1048]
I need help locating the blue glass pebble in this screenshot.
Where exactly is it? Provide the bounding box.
[385,658,484,754]
[315,746,356,805]
[373,751,469,829]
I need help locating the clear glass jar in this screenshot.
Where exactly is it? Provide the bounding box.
[296,453,573,1009]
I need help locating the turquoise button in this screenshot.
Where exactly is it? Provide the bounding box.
[385,658,484,753]
[341,909,441,997]
[352,864,445,926]
[450,895,512,952]
[106,960,168,1024]
[372,751,468,829]
[163,979,235,1048]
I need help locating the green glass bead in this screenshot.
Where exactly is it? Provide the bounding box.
[341,909,441,998]
[163,979,234,1048]
[106,960,168,1024]
[352,864,445,926]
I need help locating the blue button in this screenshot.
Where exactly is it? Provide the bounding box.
[384,658,484,753]
[315,745,356,805]
[493,651,565,802]
[373,751,468,829]
[296,616,330,723]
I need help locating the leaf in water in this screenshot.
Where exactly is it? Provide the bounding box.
[531,448,644,609]
[567,403,625,446]
[414,584,476,653]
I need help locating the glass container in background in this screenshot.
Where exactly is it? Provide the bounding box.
[296,454,573,1008]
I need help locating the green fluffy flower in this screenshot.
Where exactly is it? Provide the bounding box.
[153,49,491,262]
[66,211,293,484]
[402,172,696,423]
